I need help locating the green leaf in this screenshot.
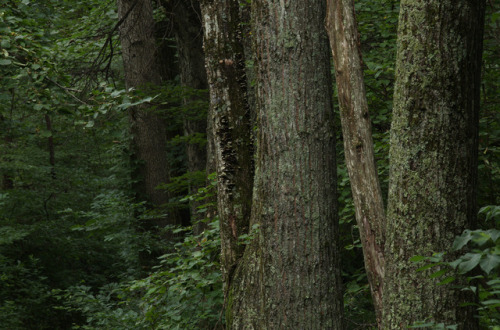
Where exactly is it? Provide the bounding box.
[488,229,500,243]
[146,287,158,296]
[471,231,492,246]
[0,226,31,245]
[430,269,447,279]
[437,276,456,286]
[1,39,10,48]
[481,299,500,307]
[410,255,427,262]
[0,58,12,65]
[458,253,482,274]
[192,251,202,258]
[110,89,124,97]
[479,253,500,274]
[453,230,473,250]
[416,264,436,272]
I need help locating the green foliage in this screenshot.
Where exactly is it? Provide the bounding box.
[478,2,500,208]
[0,0,498,328]
[49,176,223,329]
[53,283,144,330]
[0,1,151,328]
[55,185,223,329]
[411,206,500,328]
[129,218,223,329]
[409,321,459,330]
[0,253,56,329]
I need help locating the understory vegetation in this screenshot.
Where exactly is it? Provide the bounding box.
[0,0,498,329]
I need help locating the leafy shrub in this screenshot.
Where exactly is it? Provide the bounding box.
[129,219,223,329]
[55,218,223,330]
[411,205,500,328]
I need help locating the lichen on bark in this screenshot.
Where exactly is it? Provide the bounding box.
[228,0,344,328]
[382,0,485,328]
[200,0,254,307]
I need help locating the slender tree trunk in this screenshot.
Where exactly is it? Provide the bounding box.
[200,0,254,301]
[226,0,344,327]
[169,0,209,233]
[1,112,13,190]
[44,114,56,180]
[325,0,386,325]
[382,0,485,328]
[117,0,176,226]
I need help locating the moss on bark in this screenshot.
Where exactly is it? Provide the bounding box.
[382,0,485,328]
[228,0,344,328]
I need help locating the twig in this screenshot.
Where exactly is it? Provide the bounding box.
[46,77,90,106]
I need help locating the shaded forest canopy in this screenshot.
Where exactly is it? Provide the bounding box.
[0,0,499,329]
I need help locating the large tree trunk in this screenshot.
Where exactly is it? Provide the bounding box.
[325,0,386,325]
[199,0,254,301]
[117,0,176,226]
[382,0,485,328]
[226,0,344,328]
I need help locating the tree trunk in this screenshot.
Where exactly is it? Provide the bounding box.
[117,0,176,226]
[169,0,209,233]
[200,0,254,301]
[44,114,56,180]
[227,0,344,327]
[0,111,13,190]
[325,0,386,325]
[382,0,485,328]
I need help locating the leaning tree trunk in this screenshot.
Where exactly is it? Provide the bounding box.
[117,0,176,226]
[199,0,254,301]
[382,0,485,328]
[227,0,344,328]
[325,0,386,325]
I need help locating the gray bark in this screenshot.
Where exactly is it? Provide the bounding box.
[227,0,344,328]
[382,0,485,328]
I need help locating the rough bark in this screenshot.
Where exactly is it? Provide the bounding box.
[227,0,344,328]
[199,0,254,300]
[117,0,175,225]
[382,0,485,328]
[325,0,386,324]
[169,0,209,233]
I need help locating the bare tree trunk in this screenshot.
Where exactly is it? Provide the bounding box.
[226,0,344,327]
[325,0,386,325]
[117,0,178,227]
[44,114,56,180]
[1,111,14,190]
[169,0,209,233]
[200,0,254,301]
[382,0,485,328]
